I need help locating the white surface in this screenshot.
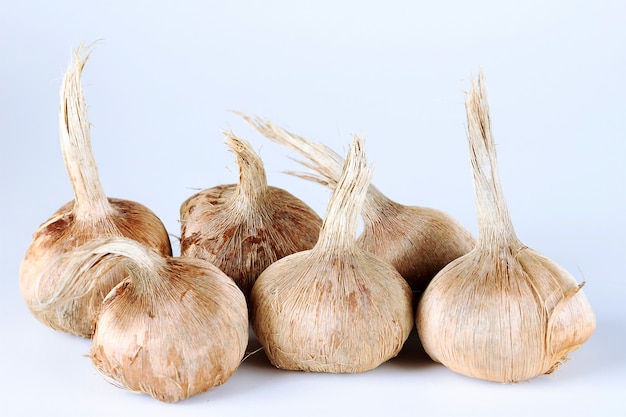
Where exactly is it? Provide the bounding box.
[1,1,624,416]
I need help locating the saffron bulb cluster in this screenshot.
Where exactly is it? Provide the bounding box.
[19,43,596,403]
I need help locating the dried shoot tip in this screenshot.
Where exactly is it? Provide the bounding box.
[221,129,268,198]
[59,42,111,218]
[315,136,372,253]
[465,70,518,246]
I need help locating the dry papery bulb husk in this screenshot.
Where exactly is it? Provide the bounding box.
[179,130,323,299]
[241,113,476,293]
[55,236,248,403]
[416,71,596,383]
[251,136,413,373]
[18,46,172,338]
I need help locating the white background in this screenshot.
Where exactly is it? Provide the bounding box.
[1,1,624,416]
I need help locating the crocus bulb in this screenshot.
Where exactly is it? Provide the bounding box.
[56,237,248,402]
[251,136,413,373]
[416,71,596,383]
[179,130,322,298]
[19,46,171,337]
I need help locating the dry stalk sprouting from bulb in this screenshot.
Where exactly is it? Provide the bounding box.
[56,236,248,403]
[251,136,414,373]
[240,113,476,292]
[416,71,596,383]
[179,130,322,299]
[18,45,172,337]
